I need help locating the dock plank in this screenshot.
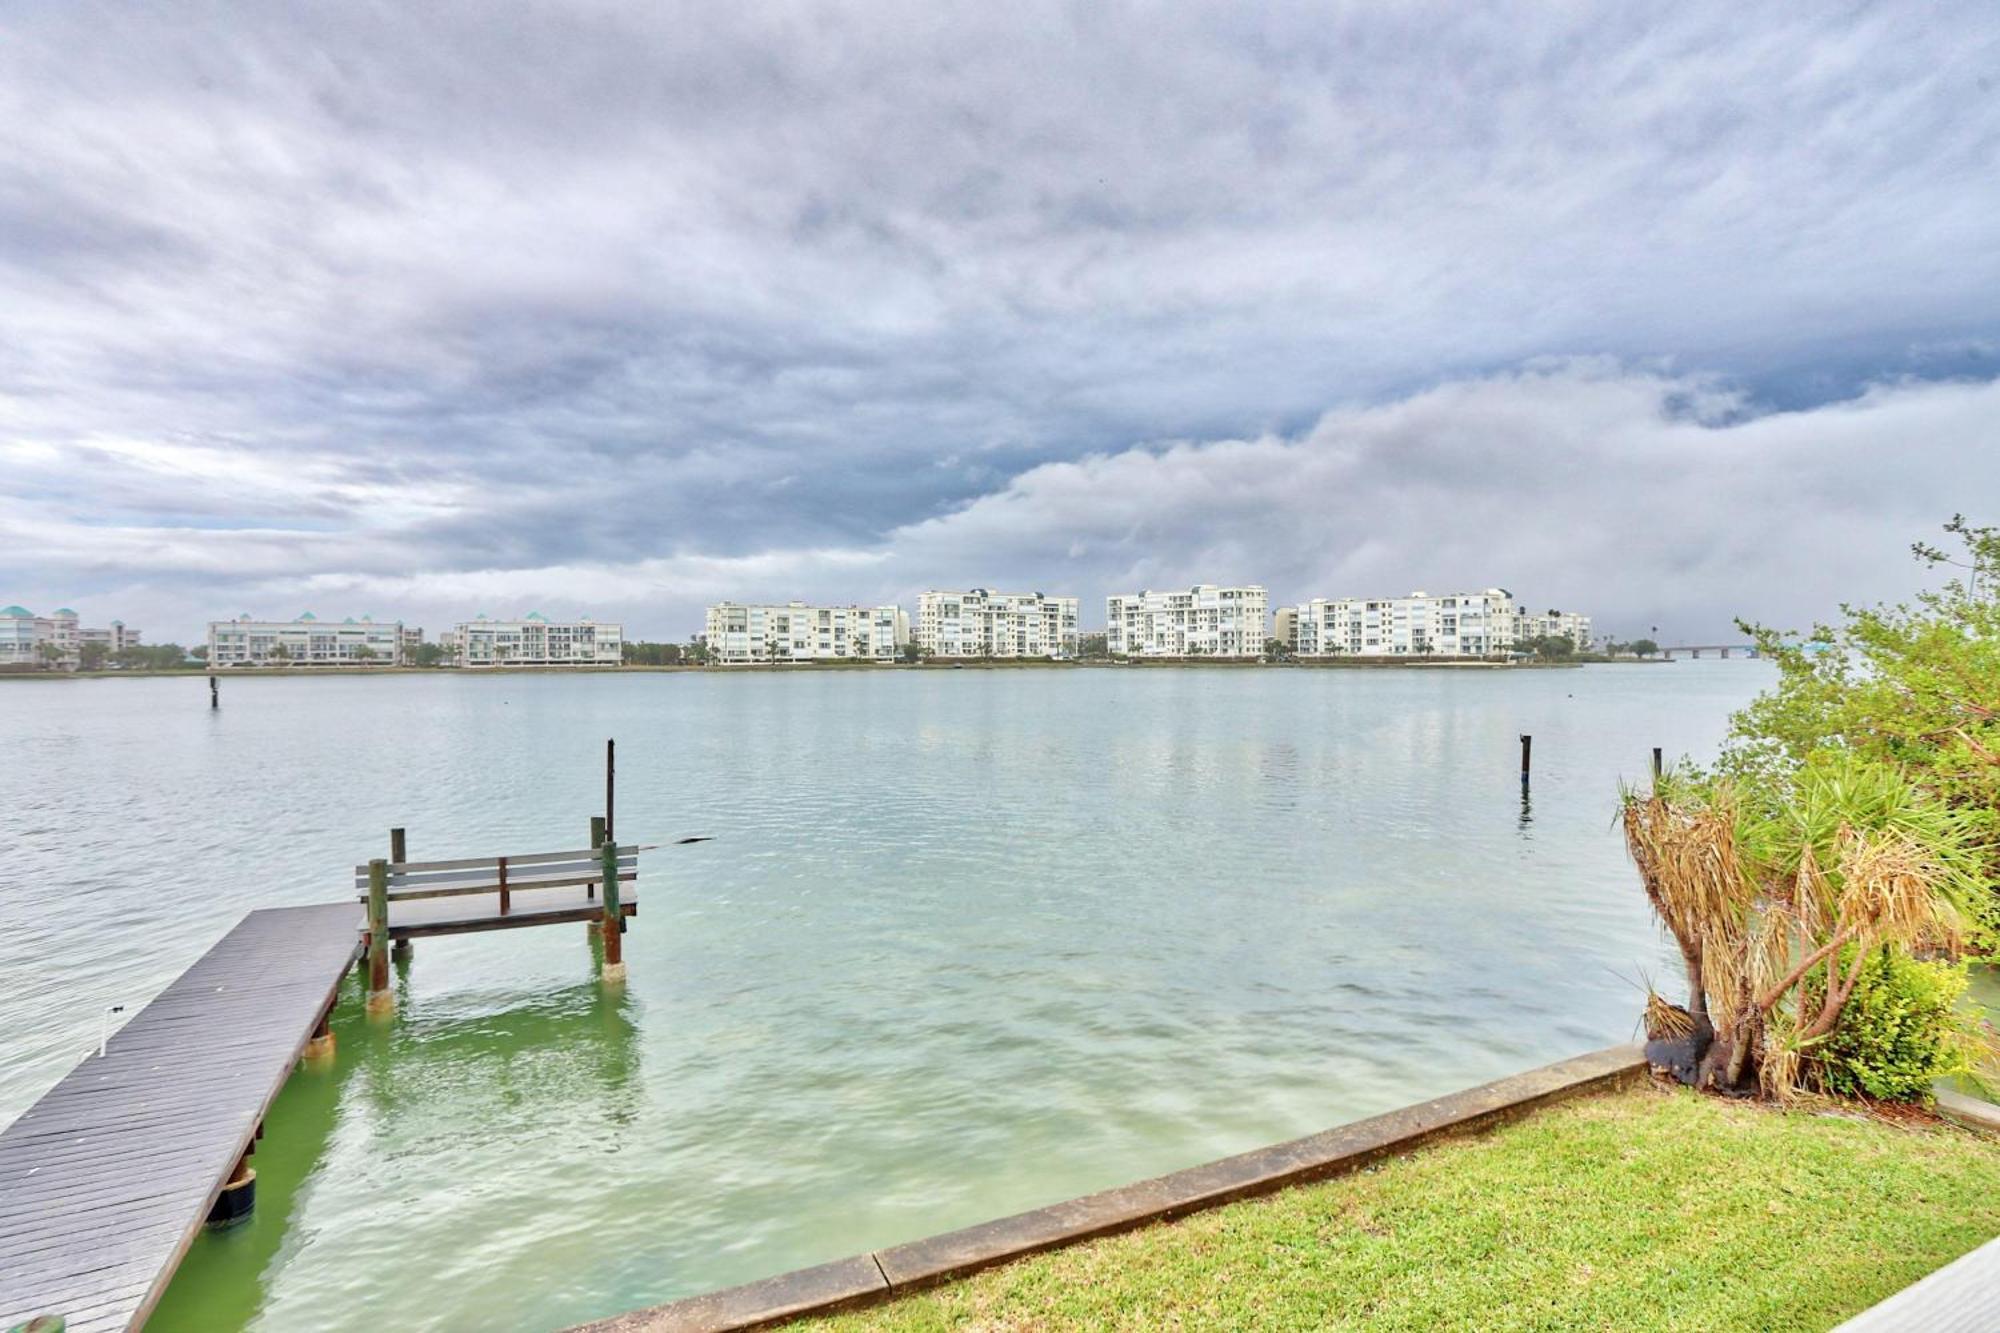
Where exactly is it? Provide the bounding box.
[0,903,360,1332]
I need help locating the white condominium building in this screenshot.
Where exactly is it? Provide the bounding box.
[0,606,50,667]
[1515,608,1594,650]
[704,602,908,663]
[1,606,142,668]
[209,613,404,666]
[915,589,1080,658]
[1106,585,1268,657]
[453,613,623,666]
[78,620,142,655]
[1293,589,1518,657]
[1289,589,1594,657]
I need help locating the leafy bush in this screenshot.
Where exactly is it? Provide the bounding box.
[1808,949,1976,1101]
[1724,517,2000,935]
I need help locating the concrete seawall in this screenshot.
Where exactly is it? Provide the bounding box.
[573,1044,1647,1333]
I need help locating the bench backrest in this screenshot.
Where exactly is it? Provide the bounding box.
[353,845,639,902]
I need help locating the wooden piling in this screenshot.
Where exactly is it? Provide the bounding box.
[390,828,412,960]
[305,1004,336,1061]
[605,738,616,843]
[588,815,606,901]
[497,855,511,915]
[1519,734,1532,788]
[600,839,624,979]
[1652,747,1663,782]
[366,858,393,1014]
[209,674,219,709]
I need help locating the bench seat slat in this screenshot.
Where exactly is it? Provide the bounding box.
[361,871,637,903]
[352,845,635,879]
[354,853,636,890]
[375,855,636,888]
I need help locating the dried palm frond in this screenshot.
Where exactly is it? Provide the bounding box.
[1836,827,1964,953]
[1741,903,1799,1027]
[1621,784,1754,1025]
[1760,1038,1802,1101]
[1645,990,1697,1041]
[1787,841,1833,937]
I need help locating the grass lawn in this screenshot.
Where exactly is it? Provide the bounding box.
[802,1083,2000,1331]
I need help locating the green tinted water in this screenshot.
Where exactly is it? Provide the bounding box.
[0,664,1770,1329]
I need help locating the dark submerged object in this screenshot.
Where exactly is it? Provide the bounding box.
[206,1163,256,1229]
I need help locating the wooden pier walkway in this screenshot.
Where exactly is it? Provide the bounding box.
[1,822,648,1330]
[0,902,360,1333]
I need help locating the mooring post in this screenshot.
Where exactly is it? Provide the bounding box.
[305,1003,336,1062]
[497,855,510,916]
[206,1149,257,1229]
[1519,733,1532,789]
[1652,747,1663,783]
[600,838,625,981]
[366,858,393,1015]
[390,828,412,961]
[209,674,219,709]
[586,814,606,933]
[605,738,616,844]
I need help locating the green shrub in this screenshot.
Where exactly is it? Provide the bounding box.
[1809,949,1976,1101]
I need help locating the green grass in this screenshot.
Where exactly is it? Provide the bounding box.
[803,1085,2000,1331]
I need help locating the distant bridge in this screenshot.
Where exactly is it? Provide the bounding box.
[1659,644,1759,660]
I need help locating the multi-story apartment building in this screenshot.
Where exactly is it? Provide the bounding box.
[400,626,427,659]
[212,608,406,660]
[0,606,46,667]
[1289,589,1594,657]
[209,613,406,667]
[915,589,1079,658]
[1514,608,1593,651]
[1292,589,1518,657]
[1105,585,1268,657]
[2,605,142,668]
[452,613,623,666]
[703,602,907,664]
[77,619,142,657]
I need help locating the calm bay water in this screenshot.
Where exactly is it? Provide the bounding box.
[0,663,1771,1330]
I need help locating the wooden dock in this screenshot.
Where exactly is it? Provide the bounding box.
[0,902,360,1332]
[1,810,650,1329]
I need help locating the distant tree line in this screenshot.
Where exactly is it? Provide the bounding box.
[623,640,712,666]
[1518,634,1578,661]
[69,642,203,670]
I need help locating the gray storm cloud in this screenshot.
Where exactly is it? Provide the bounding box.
[2,3,1997,642]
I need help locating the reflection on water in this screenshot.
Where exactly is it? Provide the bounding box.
[0,663,1772,1330]
[151,975,643,1333]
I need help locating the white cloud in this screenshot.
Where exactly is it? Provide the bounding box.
[28,363,1994,644]
[2,6,1997,641]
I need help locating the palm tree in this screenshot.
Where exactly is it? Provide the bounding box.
[1623,754,1978,1096]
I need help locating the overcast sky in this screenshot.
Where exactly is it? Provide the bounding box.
[4,3,1997,644]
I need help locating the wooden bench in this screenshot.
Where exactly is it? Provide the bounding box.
[354,842,643,1006]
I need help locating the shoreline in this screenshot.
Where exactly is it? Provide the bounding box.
[0,656,1684,682]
